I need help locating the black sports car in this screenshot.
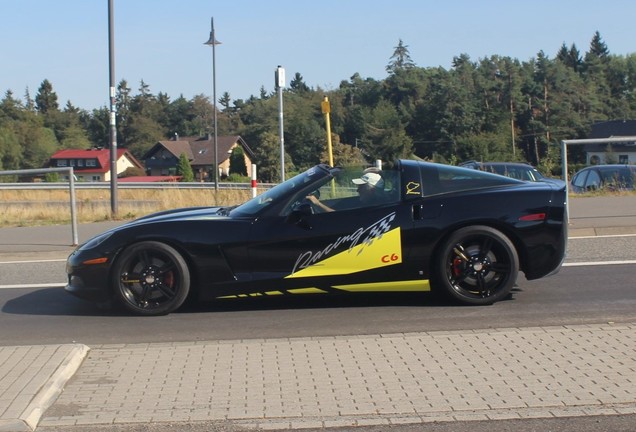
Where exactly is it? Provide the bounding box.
[65,160,568,316]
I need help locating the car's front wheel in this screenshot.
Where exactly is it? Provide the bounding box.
[435,225,519,305]
[112,241,190,316]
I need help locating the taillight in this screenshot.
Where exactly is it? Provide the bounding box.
[519,213,546,221]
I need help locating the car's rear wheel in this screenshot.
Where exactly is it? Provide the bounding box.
[112,241,190,316]
[435,226,518,305]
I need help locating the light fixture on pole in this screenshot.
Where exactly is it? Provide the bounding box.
[204,17,221,191]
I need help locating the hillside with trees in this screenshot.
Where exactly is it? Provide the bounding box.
[2,31,635,182]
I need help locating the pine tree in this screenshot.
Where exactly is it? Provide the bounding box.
[176,152,194,182]
[589,31,609,60]
[386,39,416,74]
[35,79,59,114]
[289,73,310,93]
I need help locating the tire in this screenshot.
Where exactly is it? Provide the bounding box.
[112,241,190,316]
[435,225,519,305]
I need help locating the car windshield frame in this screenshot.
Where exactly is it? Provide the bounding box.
[483,163,545,182]
[229,165,334,217]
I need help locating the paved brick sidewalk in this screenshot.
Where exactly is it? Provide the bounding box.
[33,323,636,430]
[0,345,88,431]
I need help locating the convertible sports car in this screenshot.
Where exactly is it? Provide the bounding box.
[65,159,568,316]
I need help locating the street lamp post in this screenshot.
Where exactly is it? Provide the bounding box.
[108,0,118,216]
[204,18,221,191]
[275,66,286,182]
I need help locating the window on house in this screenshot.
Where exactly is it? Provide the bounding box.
[86,159,97,167]
[619,155,629,164]
[57,160,68,167]
[78,160,84,167]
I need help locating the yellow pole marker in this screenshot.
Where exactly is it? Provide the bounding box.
[321,96,334,168]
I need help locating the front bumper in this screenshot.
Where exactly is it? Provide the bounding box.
[65,250,112,303]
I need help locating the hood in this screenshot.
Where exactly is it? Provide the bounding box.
[125,206,231,226]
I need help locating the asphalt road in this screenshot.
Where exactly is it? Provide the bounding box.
[0,235,635,346]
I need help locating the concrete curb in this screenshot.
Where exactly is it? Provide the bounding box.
[0,344,89,432]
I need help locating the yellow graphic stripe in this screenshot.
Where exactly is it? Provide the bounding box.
[288,288,328,294]
[286,227,402,279]
[334,279,430,292]
[215,280,429,299]
[216,288,325,299]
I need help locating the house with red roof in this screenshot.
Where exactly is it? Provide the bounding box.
[47,148,144,182]
[142,135,254,181]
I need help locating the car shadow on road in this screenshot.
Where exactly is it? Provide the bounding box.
[2,286,520,317]
[180,288,519,314]
[2,287,124,317]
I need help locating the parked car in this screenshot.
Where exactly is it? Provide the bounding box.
[570,164,636,193]
[459,161,564,186]
[65,160,568,316]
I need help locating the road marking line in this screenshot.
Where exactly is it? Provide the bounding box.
[562,260,636,267]
[0,259,66,264]
[0,283,66,290]
[569,233,636,239]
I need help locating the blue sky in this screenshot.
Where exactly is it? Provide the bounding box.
[2,0,636,111]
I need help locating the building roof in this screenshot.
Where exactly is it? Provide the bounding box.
[148,135,254,167]
[49,148,144,172]
[589,120,636,139]
[585,120,636,152]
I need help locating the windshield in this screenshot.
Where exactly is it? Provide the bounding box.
[484,164,545,182]
[230,165,331,216]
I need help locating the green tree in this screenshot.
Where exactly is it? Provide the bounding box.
[125,114,165,159]
[386,39,416,74]
[0,90,23,122]
[289,73,310,93]
[59,124,92,149]
[219,92,231,111]
[13,122,58,168]
[24,88,36,112]
[229,146,248,176]
[364,99,413,161]
[382,67,428,128]
[0,126,23,170]
[85,107,110,146]
[319,134,366,167]
[252,131,282,182]
[116,79,132,145]
[176,152,194,181]
[557,43,582,72]
[34,79,59,114]
[588,31,610,60]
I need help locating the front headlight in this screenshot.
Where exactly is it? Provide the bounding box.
[79,231,114,251]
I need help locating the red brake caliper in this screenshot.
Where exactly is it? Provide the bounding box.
[452,258,463,276]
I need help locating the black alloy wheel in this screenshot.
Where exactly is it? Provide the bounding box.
[436,225,519,305]
[112,241,190,316]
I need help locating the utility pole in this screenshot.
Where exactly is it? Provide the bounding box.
[108,0,118,216]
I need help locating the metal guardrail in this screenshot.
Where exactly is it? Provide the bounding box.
[1,167,79,245]
[1,169,277,245]
[0,181,276,190]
